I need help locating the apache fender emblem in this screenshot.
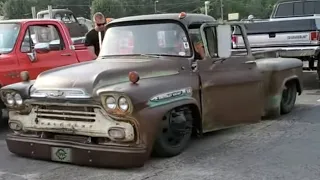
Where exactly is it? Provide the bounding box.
[149,87,193,102]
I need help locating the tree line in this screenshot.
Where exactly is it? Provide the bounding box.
[0,0,279,20]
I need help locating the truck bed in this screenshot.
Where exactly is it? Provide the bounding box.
[233,17,320,49]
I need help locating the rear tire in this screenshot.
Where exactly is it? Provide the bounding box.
[280,81,297,114]
[152,106,193,157]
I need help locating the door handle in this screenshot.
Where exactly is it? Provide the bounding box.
[61,53,71,56]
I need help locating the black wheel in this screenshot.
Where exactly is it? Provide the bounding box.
[152,107,193,157]
[280,81,297,114]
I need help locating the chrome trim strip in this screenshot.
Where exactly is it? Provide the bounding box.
[30,88,91,99]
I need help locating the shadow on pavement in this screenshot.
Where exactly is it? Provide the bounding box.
[302,71,319,90]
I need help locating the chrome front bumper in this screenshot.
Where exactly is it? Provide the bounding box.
[8,104,135,142]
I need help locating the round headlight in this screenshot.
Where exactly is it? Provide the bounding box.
[118,97,129,111]
[106,96,116,109]
[14,93,23,105]
[6,93,14,105]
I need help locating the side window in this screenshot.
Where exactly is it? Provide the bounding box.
[304,1,315,15]
[275,3,294,17]
[293,2,303,16]
[189,28,205,59]
[204,27,218,57]
[189,27,218,59]
[20,24,65,53]
[316,2,320,14]
[20,28,32,53]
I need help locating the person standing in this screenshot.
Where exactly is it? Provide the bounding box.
[84,12,106,56]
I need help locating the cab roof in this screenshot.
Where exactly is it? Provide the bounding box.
[0,19,63,24]
[37,9,73,14]
[109,13,216,26]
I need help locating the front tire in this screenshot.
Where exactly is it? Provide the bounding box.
[280,81,297,114]
[152,106,193,157]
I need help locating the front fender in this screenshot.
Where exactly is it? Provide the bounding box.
[94,73,200,112]
[134,98,200,156]
[1,80,36,99]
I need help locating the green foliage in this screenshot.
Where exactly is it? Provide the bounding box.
[91,0,126,18]
[0,0,282,20]
[51,0,91,19]
[2,0,35,19]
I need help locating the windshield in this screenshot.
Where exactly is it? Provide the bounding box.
[100,22,191,57]
[0,23,20,53]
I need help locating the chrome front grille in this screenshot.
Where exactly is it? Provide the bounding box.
[34,104,97,122]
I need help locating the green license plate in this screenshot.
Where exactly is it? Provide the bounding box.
[51,147,72,162]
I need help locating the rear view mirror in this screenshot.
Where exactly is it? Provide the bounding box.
[34,43,50,53]
[216,25,232,58]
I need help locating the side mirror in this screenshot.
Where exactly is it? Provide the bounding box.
[34,43,50,53]
[216,24,232,58]
[248,14,255,20]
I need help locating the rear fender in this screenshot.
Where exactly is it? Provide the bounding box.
[264,75,301,118]
[281,75,302,95]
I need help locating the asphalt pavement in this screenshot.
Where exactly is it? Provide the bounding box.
[0,71,319,180]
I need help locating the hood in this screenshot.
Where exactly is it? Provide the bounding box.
[32,57,181,95]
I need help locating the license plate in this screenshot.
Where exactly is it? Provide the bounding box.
[51,147,72,163]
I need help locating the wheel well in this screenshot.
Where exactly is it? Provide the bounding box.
[175,103,202,136]
[285,78,301,95]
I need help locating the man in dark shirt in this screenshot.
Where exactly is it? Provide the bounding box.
[84,12,106,56]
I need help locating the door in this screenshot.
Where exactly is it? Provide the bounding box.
[0,23,21,86]
[197,25,263,132]
[17,23,78,80]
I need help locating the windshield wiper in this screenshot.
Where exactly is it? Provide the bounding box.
[100,54,161,59]
[140,54,161,58]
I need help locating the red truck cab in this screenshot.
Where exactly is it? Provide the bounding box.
[0,19,96,118]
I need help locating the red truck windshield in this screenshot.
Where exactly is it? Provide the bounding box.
[0,23,20,53]
[100,22,191,57]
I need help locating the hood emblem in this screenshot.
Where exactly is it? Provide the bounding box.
[48,91,64,98]
[31,88,90,99]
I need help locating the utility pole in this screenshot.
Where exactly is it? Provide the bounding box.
[220,0,224,20]
[31,6,36,19]
[48,5,53,19]
[154,0,159,13]
[204,1,210,15]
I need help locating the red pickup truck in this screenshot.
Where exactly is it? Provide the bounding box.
[0,19,96,119]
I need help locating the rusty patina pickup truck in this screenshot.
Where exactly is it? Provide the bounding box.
[0,13,303,168]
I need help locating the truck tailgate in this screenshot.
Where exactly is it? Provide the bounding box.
[233,19,319,49]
